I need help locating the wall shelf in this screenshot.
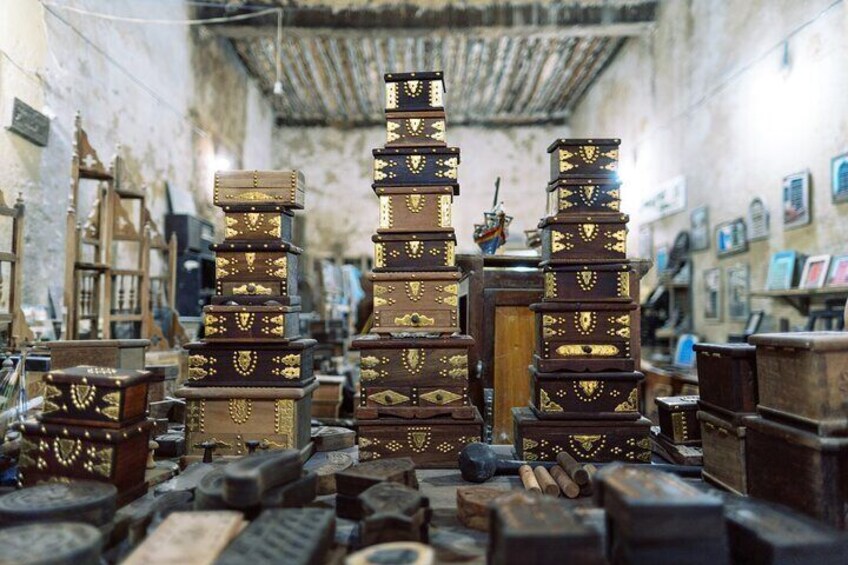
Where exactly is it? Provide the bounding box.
[750,286,848,315]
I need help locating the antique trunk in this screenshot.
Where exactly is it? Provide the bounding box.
[16,419,152,502]
[184,340,315,387]
[213,170,305,211]
[532,301,638,373]
[543,264,636,303]
[177,383,316,459]
[375,186,455,233]
[656,396,701,445]
[386,111,447,147]
[530,367,643,420]
[212,241,300,300]
[539,214,628,265]
[546,178,621,215]
[351,335,472,386]
[547,138,620,181]
[749,332,848,435]
[357,409,483,468]
[698,408,748,495]
[369,272,460,334]
[693,343,758,416]
[223,211,294,242]
[40,366,152,429]
[202,304,300,343]
[373,232,456,272]
[513,407,652,463]
[47,339,149,371]
[384,71,445,113]
[357,384,474,420]
[746,415,848,529]
[372,147,459,187]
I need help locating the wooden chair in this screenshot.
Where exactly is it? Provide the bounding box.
[0,189,34,349]
[144,207,186,350]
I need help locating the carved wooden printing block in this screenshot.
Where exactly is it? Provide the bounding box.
[359,482,431,546]
[656,395,701,445]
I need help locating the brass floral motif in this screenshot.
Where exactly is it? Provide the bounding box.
[544,273,557,298]
[405,281,424,301]
[581,184,598,204]
[404,80,423,97]
[402,349,424,374]
[370,389,410,406]
[408,427,432,453]
[405,194,425,213]
[233,351,257,377]
[379,196,393,228]
[42,384,62,414]
[577,270,598,292]
[406,155,426,174]
[420,389,462,405]
[576,311,597,335]
[236,312,254,331]
[386,121,400,142]
[83,446,113,478]
[618,271,630,298]
[614,388,639,412]
[405,240,424,259]
[579,223,598,241]
[244,252,256,272]
[215,257,231,279]
[406,118,423,135]
[232,283,272,296]
[274,399,294,441]
[570,434,605,455]
[436,158,458,179]
[574,380,603,401]
[99,392,120,421]
[225,190,278,202]
[429,81,443,107]
[578,145,599,164]
[551,230,573,252]
[228,399,252,425]
[430,120,446,141]
[539,389,563,412]
[438,195,452,227]
[361,356,385,369]
[394,313,435,327]
[70,384,96,411]
[375,243,385,268]
[556,344,620,357]
[54,438,82,467]
[385,83,398,110]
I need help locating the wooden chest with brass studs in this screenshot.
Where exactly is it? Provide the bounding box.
[373,232,457,272]
[369,272,461,334]
[351,335,473,387]
[212,241,300,300]
[176,383,316,460]
[202,304,300,343]
[222,210,294,242]
[543,264,637,303]
[356,408,483,468]
[512,407,651,463]
[530,367,644,421]
[546,178,621,215]
[40,366,152,429]
[385,111,447,148]
[213,170,306,211]
[539,214,629,265]
[385,71,445,113]
[184,339,315,387]
[373,147,459,187]
[547,138,620,181]
[47,339,150,371]
[15,418,152,501]
[375,186,456,233]
[656,396,702,445]
[531,301,639,373]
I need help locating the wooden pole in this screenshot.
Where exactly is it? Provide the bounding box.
[533,465,560,497]
[549,465,580,499]
[518,464,541,493]
[556,452,589,486]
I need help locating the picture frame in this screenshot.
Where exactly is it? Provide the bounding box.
[826,254,848,287]
[715,218,748,257]
[704,268,722,322]
[747,197,770,241]
[744,310,765,335]
[783,170,811,229]
[727,264,750,321]
[832,153,848,203]
[765,250,800,290]
[799,254,831,289]
[690,206,709,251]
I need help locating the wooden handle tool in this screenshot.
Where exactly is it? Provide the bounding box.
[518,465,541,493]
[556,452,589,486]
[533,466,560,497]
[549,465,580,499]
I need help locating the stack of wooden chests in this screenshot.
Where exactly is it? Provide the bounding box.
[353,71,483,467]
[177,170,316,461]
[513,138,651,463]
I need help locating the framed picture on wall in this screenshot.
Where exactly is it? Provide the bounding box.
[690,206,709,251]
[704,268,722,322]
[827,255,848,287]
[715,218,748,257]
[783,171,811,229]
[832,153,848,203]
[799,255,831,289]
[726,264,750,321]
[765,250,802,290]
[747,197,770,241]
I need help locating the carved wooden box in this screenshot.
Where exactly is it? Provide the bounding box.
[697,408,747,495]
[373,232,456,272]
[177,383,316,459]
[546,178,621,215]
[184,339,315,387]
[40,366,152,429]
[202,304,300,343]
[693,343,758,416]
[213,170,305,211]
[376,186,455,233]
[385,71,445,113]
[223,211,293,242]
[749,332,848,435]
[373,147,459,187]
[530,367,643,420]
[543,264,636,303]
[370,272,460,334]
[386,111,447,147]
[47,339,149,371]
[16,419,152,502]
[212,241,300,300]
[351,335,473,386]
[532,301,638,372]
[540,214,628,265]
[547,138,620,181]
[656,396,701,445]
[513,407,651,463]
[357,408,483,468]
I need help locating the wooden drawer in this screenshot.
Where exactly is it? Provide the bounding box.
[386,111,446,147]
[543,264,635,303]
[546,178,621,215]
[223,211,293,242]
[202,304,300,343]
[214,170,305,211]
[370,272,460,334]
[373,232,456,272]
[530,367,643,420]
[373,147,459,186]
[547,138,620,181]
[540,214,628,265]
[698,408,747,495]
[212,242,300,300]
[184,340,315,387]
[376,187,455,233]
[351,335,473,386]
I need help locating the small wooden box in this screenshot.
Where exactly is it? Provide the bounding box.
[145,364,178,404]
[746,414,848,529]
[184,339,315,387]
[530,367,643,420]
[223,211,294,242]
[749,332,848,435]
[47,339,149,371]
[386,111,446,147]
[370,272,460,334]
[540,214,628,265]
[698,407,747,495]
[376,186,455,233]
[357,409,483,469]
[656,396,701,445]
[373,232,456,272]
[513,407,651,463]
[202,304,300,343]
[212,241,300,300]
[693,343,758,416]
[385,71,445,113]
[214,170,305,211]
[543,263,636,303]
[547,138,620,181]
[41,366,152,428]
[177,383,316,458]
[373,147,459,187]
[546,178,621,215]
[351,335,473,386]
